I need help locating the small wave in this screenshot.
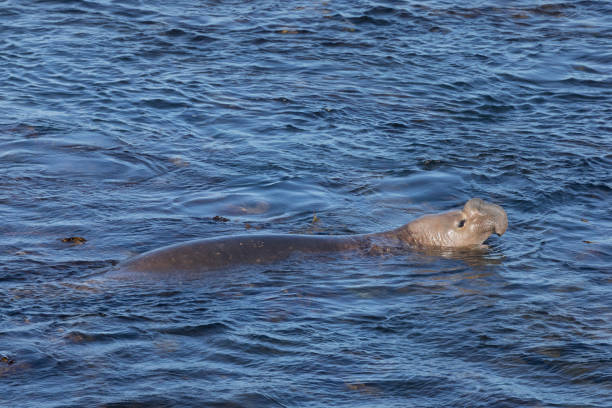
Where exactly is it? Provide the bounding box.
[156,322,231,337]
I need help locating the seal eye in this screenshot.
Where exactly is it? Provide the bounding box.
[457,219,466,228]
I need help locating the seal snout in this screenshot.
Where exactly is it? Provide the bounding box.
[464,198,508,236]
[487,202,508,236]
[494,209,508,236]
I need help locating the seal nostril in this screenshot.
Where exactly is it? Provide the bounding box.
[457,219,466,228]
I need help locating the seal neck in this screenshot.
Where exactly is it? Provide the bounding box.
[365,224,415,247]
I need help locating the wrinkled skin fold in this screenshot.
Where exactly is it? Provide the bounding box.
[118,198,508,274]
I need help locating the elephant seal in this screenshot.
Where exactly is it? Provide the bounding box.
[117,198,507,274]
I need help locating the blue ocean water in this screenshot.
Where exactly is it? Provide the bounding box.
[1,0,611,406]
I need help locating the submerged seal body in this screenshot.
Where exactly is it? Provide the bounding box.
[119,198,507,274]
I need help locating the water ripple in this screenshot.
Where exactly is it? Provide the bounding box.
[1,0,611,407]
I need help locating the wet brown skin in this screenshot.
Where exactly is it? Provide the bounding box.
[118,198,507,274]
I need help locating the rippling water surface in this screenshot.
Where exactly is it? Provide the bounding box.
[1,1,611,407]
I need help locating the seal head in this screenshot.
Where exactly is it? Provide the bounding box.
[402,198,508,247]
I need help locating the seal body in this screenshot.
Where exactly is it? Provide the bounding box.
[121,234,367,274]
[118,198,508,274]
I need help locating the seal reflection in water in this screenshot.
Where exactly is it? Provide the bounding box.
[118,198,507,274]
